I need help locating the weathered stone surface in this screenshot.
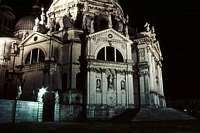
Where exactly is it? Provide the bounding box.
[0,0,166,121]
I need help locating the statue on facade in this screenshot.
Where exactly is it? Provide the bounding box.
[33,17,40,32]
[47,13,56,33]
[121,81,125,90]
[125,15,129,37]
[96,79,101,90]
[22,32,29,40]
[107,75,113,90]
[63,15,73,30]
[108,13,112,28]
[151,26,157,41]
[151,26,155,34]
[90,18,94,33]
[83,1,89,12]
[144,22,150,32]
[126,15,129,24]
[16,86,22,100]
[82,1,89,30]
[55,90,60,104]
[37,86,47,103]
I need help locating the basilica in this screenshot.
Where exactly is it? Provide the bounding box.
[0,0,166,120]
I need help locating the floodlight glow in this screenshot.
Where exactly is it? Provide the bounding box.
[37,87,47,102]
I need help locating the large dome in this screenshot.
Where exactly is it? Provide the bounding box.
[15,16,35,31]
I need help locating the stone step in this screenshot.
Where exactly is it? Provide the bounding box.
[132,107,196,122]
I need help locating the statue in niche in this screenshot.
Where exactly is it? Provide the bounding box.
[16,86,22,100]
[107,75,113,90]
[96,79,101,91]
[121,80,125,90]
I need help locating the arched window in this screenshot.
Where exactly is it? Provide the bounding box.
[25,48,45,64]
[97,47,105,60]
[107,47,114,61]
[97,46,124,62]
[116,49,124,62]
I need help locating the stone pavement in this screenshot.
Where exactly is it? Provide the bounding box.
[0,120,200,133]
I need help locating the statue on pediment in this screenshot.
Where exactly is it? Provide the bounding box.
[33,17,40,32]
[47,12,56,33]
[144,22,150,32]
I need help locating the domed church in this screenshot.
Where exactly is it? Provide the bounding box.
[0,0,166,121]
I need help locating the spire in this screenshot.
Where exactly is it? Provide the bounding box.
[40,7,46,25]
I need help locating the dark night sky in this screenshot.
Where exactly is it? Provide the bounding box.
[1,0,200,100]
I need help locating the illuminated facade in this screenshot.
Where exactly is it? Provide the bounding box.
[0,0,166,120]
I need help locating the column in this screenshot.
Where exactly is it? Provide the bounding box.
[102,72,107,105]
[54,103,60,122]
[87,70,90,104]
[113,73,117,105]
[144,71,150,106]
[139,73,145,106]
[125,73,129,107]
[140,71,150,107]
[128,73,134,107]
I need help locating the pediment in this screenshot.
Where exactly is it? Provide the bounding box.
[20,32,50,46]
[88,28,133,44]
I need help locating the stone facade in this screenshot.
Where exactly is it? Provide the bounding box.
[0,0,166,121]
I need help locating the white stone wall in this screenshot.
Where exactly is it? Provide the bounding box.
[86,29,135,117]
[135,33,166,108]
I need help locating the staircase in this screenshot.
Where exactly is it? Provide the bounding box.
[132,107,196,121]
[111,108,140,122]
